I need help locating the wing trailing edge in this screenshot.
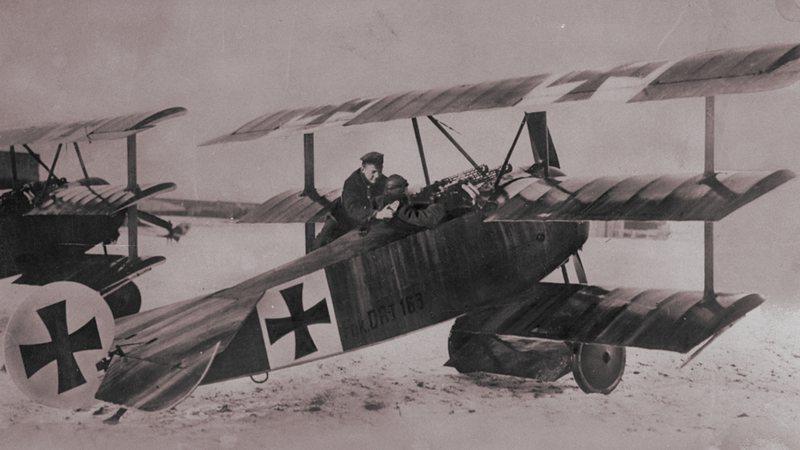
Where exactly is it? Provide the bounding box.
[487,170,795,222]
[456,283,764,354]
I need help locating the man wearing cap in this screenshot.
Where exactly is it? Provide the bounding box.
[313,152,391,248]
[340,151,388,228]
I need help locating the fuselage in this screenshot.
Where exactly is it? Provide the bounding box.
[0,214,123,279]
[202,205,589,384]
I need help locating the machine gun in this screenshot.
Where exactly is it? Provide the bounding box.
[411,164,511,207]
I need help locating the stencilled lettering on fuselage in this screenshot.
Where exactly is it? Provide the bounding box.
[255,270,343,370]
[342,292,425,340]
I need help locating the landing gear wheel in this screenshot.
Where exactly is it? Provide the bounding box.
[571,343,625,394]
[104,283,142,319]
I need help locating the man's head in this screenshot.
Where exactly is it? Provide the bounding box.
[360,152,384,185]
[384,174,408,202]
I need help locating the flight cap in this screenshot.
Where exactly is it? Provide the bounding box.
[360,151,384,166]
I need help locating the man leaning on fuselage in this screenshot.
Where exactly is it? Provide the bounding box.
[313,152,390,249]
[341,152,388,228]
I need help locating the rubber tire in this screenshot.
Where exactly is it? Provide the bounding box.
[572,343,626,394]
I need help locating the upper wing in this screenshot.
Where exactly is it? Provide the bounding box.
[453,282,763,353]
[238,188,339,223]
[95,286,266,411]
[201,43,800,145]
[24,182,176,216]
[0,107,187,147]
[488,170,795,222]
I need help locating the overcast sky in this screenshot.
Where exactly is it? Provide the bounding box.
[1,0,799,299]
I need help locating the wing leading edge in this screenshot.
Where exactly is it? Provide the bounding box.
[201,43,800,145]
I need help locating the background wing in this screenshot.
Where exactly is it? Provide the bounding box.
[454,283,764,353]
[24,182,176,216]
[201,43,800,145]
[488,170,794,222]
[0,107,187,147]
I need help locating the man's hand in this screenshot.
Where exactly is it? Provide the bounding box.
[461,183,479,204]
[375,201,399,220]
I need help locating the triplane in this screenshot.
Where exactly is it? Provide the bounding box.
[3,43,799,414]
[0,108,187,318]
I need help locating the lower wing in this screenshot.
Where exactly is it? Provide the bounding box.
[453,282,763,353]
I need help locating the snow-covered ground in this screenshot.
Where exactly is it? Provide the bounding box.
[1,219,798,450]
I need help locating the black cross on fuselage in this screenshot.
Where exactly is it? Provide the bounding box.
[18,300,103,394]
[264,283,331,360]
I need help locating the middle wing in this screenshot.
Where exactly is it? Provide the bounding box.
[489,170,794,222]
[238,188,339,223]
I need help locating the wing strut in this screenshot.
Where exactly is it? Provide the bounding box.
[127,135,138,259]
[34,143,63,205]
[525,111,560,177]
[427,116,482,171]
[73,142,90,179]
[8,145,18,188]
[494,114,528,190]
[22,144,52,173]
[303,133,316,254]
[704,96,715,299]
[411,118,431,186]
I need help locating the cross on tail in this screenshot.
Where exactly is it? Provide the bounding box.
[18,300,103,394]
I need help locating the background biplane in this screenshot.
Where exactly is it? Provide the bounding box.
[0,107,187,318]
[3,43,798,414]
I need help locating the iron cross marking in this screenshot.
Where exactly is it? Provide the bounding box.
[18,300,103,394]
[264,283,331,360]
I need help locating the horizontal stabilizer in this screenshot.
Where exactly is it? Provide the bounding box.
[95,342,220,411]
[0,107,187,147]
[94,287,267,410]
[239,188,339,223]
[13,254,165,296]
[459,283,764,353]
[488,170,794,222]
[25,182,176,216]
[201,43,800,144]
